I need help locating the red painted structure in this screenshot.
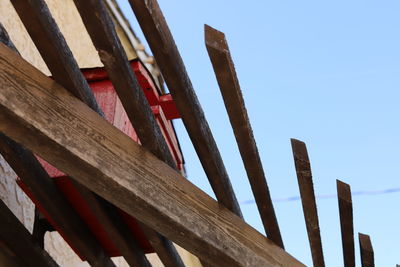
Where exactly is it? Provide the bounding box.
[17,60,183,259]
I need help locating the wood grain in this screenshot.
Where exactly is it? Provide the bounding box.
[0,22,116,267]
[9,2,151,264]
[337,180,355,267]
[10,0,102,114]
[291,139,325,267]
[0,43,304,267]
[128,0,242,217]
[72,1,184,265]
[205,24,283,248]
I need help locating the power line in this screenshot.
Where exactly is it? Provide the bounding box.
[241,187,400,205]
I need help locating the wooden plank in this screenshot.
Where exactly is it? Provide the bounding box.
[0,43,304,267]
[337,180,355,267]
[359,233,374,267]
[291,139,325,267]
[128,0,242,217]
[0,199,59,267]
[0,23,116,267]
[10,0,102,115]
[6,2,149,263]
[71,1,185,265]
[11,2,154,265]
[0,136,117,267]
[205,24,283,248]
[73,0,175,168]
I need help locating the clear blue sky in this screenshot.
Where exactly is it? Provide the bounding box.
[117,1,400,266]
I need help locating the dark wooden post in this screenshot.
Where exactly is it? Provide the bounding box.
[291,139,325,267]
[337,180,355,267]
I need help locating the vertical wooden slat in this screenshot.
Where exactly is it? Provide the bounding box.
[291,139,325,267]
[72,1,185,266]
[0,199,59,267]
[337,180,355,267]
[204,24,283,248]
[359,233,374,267]
[9,2,151,266]
[0,23,116,267]
[0,45,306,266]
[128,0,242,218]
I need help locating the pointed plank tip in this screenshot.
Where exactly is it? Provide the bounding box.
[204,24,228,51]
[359,233,373,252]
[290,138,309,162]
[337,179,352,202]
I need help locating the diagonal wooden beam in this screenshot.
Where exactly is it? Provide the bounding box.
[73,0,175,168]
[0,199,59,267]
[0,43,304,267]
[0,22,116,267]
[359,233,374,267]
[128,0,242,218]
[8,3,151,265]
[10,0,102,115]
[0,135,118,267]
[204,24,284,248]
[337,180,355,267]
[291,139,325,267]
[72,1,185,265]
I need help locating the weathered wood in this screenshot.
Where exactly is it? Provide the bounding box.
[0,135,117,267]
[73,0,175,168]
[11,2,155,265]
[337,180,355,267]
[72,1,185,265]
[10,0,102,114]
[128,0,242,217]
[0,43,304,267]
[0,199,59,267]
[205,24,283,248]
[359,233,374,267]
[291,139,325,267]
[0,23,116,267]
